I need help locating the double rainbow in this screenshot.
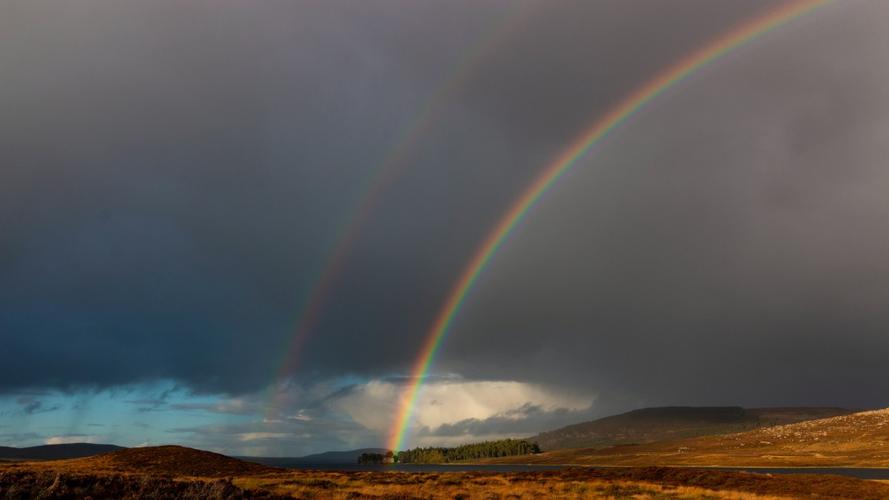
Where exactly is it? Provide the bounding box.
[388,0,829,452]
[265,2,542,417]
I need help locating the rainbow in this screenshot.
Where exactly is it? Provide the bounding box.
[265,1,542,417]
[388,0,829,452]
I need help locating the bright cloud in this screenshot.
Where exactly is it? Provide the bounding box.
[45,435,100,445]
[237,432,290,442]
[330,378,593,447]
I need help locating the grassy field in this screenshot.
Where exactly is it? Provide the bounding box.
[530,406,852,451]
[482,408,889,468]
[229,467,889,499]
[8,463,889,499]
[4,446,889,499]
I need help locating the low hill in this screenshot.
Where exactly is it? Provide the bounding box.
[242,448,389,466]
[18,445,280,477]
[487,408,889,467]
[0,443,123,461]
[530,406,852,450]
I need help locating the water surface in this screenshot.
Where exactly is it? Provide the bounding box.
[256,460,889,479]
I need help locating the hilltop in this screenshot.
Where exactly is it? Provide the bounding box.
[0,446,287,498]
[530,406,852,451]
[488,408,889,467]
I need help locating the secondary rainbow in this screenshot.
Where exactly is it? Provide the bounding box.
[388,0,829,452]
[265,2,542,417]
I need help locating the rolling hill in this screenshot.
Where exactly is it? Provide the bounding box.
[12,445,280,477]
[0,446,286,498]
[530,406,852,451]
[489,407,889,467]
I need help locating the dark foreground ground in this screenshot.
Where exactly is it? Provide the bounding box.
[6,465,889,499]
[4,445,889,499]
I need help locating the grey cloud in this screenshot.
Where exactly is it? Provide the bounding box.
[166,416,377,457]
[0,432,42,445]
[423,403,592,439]
[2,0,888,432]
[440,1,889,410]
[0,0,540,395]
[0,397,61,416]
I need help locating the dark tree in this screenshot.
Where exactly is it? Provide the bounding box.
[357,452,385,464]
[395,439,541,464]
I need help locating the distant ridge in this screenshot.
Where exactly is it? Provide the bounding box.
[489,407,889,467]
[242,448,389,466]
[0,443,123,461]
[531,406,852,451]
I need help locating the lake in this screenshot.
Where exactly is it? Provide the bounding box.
[255,460,889,479]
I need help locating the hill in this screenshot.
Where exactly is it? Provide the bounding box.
[487,408,889,467]
[18,445,280,477]
[242,448,389,466]
[0,443,123,461]
[530,406,852,450]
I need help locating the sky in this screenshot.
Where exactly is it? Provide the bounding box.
[3,0,889,456]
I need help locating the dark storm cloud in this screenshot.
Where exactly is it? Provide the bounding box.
[3,0,889,420]
[284,0,790,377]
[0,0,521,393]
[440,1,889,410]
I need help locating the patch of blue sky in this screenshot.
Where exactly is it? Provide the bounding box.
[0,380,247,448]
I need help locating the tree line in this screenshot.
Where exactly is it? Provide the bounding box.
[394,438,540,464]
[357,451,395,464]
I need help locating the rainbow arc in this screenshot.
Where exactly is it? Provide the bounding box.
[388,0,830,452]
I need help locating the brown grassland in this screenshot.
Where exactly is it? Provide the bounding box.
[481,408,889,468]
[530,407,852,451]
[3,446,889,499]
